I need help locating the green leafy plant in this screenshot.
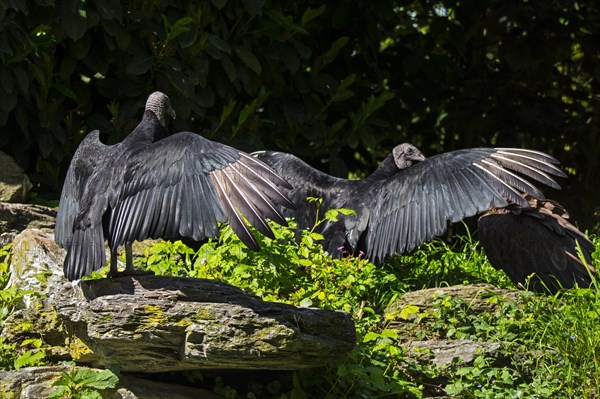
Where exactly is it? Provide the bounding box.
[138,209,600,398]
[0,244,47,370]
[49,368,119,399]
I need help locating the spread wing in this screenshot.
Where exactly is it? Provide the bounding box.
[254,150,360,254]
[365,148,566,264]
[55,130,108,248]
[478,196,595,292]
[254,151,349,228]
[108,132,294,250]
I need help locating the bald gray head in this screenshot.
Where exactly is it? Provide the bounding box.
[392,143,426,169]
[146,91,176,126]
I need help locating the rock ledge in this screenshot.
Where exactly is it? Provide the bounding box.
[54,275,356,372]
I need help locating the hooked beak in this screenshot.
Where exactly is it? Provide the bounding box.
[167,104,176,120]
[408,153,426,163]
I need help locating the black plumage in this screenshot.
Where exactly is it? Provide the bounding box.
[478,195,595,292]
[257,144,596,291]
[56,92,294,280]
[255,143,567,264]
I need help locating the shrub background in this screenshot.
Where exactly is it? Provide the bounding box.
[0,0,598,228]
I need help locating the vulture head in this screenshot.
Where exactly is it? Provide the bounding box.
[393,143,426,169]
[146,91,176,126]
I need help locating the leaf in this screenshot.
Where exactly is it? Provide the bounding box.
[330,119,347,135]
[80,389,103,399]
[171,16,194,31]
[310,232,325,241]
[126,50,154,75]
[322,36,349,65]
[220,55,237,82]
[237,101,255,127]
[267,10,308,34]
[166,67,193,97]
[14,350,45,369]
[301,5,326,26]
[61,0,88,41]
[338,74,356,91]
[331,89,353,103]
[163,16,193,43]
[234,45,261,74]
[363,331,379,342]
[324,208,356,222]
[178,28,198,48]
[206,33,231,54]
[205,43,222,60]
[82,369,119,389]
[380,329,398,340]
[48,386,68,399]
[115,24,131,50]
[219,98,236,123]
[53,83,76,100]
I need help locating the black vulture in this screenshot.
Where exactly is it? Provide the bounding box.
[479,195,595,292]
[254,143,568,263]
[55,92,294,280]
[256,144,595,291]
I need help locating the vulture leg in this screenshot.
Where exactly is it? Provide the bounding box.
[108,243,152,277]
[109,248,119,276]
[125,243,134,273]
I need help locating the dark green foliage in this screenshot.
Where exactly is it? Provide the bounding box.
[0,1,599,227]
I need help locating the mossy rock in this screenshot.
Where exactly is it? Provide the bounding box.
[53,275,356,372]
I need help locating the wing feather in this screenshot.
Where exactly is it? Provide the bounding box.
[55,131,108,248]
[108,132,291,250]
[365,147,564,264]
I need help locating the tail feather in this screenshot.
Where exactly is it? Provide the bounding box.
[63,224,106,280]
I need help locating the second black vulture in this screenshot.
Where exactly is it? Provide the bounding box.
[256,144,596,291]
[55,91,294,280]
[254,143,567,264]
